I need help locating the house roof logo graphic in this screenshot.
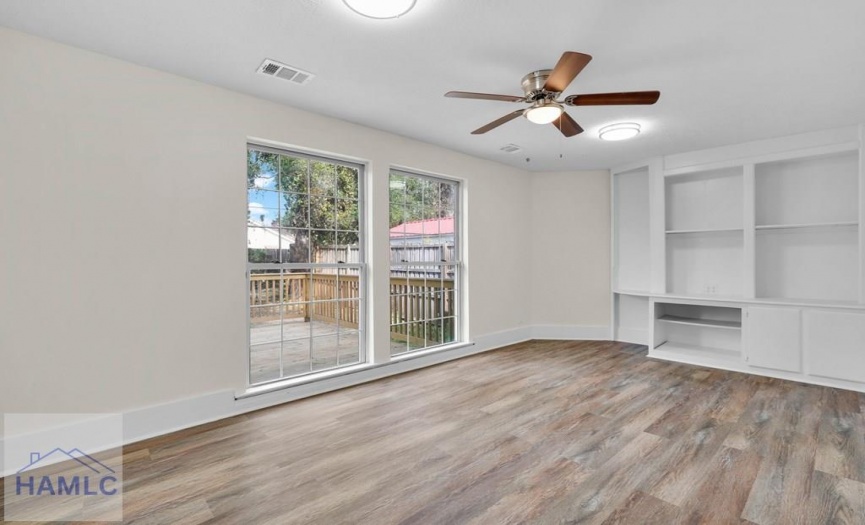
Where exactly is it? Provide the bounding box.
[17,448,116,475]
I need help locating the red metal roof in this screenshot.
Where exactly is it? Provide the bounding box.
[390,216,455,237]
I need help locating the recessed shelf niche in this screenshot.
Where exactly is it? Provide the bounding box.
[666,167,743,232]
[754,150,860,303]
[755,151,859,227]
[756,225,859,303]
[653,302,743,362]
[666,230,744,297]
[613,167,651,292]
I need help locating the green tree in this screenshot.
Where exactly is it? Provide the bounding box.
[278,157,359,251]
[247,150,277,192]
[389,173,455,228]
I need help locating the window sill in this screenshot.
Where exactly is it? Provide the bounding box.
[390,341,474,362]
[237,341,474,400]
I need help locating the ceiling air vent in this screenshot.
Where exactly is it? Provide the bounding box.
[257,59,315,85]
[500,144,522,153]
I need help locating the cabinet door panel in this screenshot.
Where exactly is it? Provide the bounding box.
[804,310,865,383]
[744,306,801,373]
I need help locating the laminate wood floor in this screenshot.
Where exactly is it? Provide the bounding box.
[5,340,865,524]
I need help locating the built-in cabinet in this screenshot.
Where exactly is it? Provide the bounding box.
[743,306,801,373]
[612,125,865,392]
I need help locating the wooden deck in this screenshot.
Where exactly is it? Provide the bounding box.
[5,340,865,523]
[250,317,362,383]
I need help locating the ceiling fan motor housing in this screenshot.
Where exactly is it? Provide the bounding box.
[521,69,557,101]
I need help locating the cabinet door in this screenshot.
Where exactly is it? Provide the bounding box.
[744,306,801,373]
[804,310,865,383]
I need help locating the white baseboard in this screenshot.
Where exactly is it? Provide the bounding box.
[613,327,648,345]
[531,324,611,340]
[3,324,631,467]
[230,326,533,416]
[1,326,534,469]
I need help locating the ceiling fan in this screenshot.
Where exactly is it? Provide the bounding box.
[445,51,660,137]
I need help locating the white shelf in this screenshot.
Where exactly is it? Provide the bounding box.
[614,289,652,296]
[752,296,862,308]
[666,227,744,235]
[652,342,741,361]
[756,221,858,231]
[657,315,741,330]
[632,292,865,311]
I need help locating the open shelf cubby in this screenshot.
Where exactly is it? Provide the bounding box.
[666,230,744,297]
[653,303,742,361]
[666,167,743,232]
[756,224,859,303]
[755,151,859,227]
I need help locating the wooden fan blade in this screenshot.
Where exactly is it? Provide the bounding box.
[471,110,525,134]
[543,51,593,93]
[445,91,525,102]
[565,91,660,106]
[552,112,584,137]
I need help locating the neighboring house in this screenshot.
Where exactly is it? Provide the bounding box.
[389,217,454,246]
[247,220,295,250]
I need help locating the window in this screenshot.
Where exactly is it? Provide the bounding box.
[388,170,462,355]
[247,145,364,385]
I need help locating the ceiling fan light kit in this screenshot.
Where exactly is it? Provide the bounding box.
[599,122,641,141]
[525,102,563,125]
[343,0,416,19]
[445,51,660,139]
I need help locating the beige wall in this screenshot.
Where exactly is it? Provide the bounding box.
[530,171,612,328]
[0,28,611,422]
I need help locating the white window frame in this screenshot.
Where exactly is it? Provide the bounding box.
[246,143,367,386]
[388,168,464,355]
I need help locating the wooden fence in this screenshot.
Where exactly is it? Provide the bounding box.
[313,245,455,278]
[249,273,454,341]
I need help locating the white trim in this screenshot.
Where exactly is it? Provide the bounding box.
[0,326,532,465]
[743,163,756,299]
[607,291,865,311]
[531,325,611,340]
[389,164,467,185]
[663,126,860,173]
[859,124,865,304]
[648,158,666,294]
[663,142,860,177]
[646,352,865,394]
[611,159,653,176]
[1,414,125,478]
[247,136,371,168]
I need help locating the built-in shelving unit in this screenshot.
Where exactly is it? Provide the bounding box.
[653,302,743,364]
[755,222,858,231]
[666,227,744,235]
[611,125,865,392]
[664,167,745,298]
[657,315,741,330]
[753,150,861,304]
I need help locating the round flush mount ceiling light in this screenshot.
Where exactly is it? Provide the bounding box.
[525,102,563,125]
[599,122,641,141]
[343,0,417,19]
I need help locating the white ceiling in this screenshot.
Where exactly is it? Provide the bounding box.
[2,0,865,171]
